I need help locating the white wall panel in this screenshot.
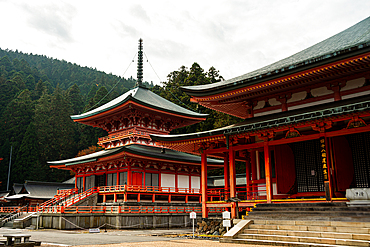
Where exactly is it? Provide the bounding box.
[178,175,189,189]
[161,173,175,188]
[191,176,200,189]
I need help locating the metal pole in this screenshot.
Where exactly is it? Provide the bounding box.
[6,146,12,191]
[36,203,39,230]
[192,218,194,238]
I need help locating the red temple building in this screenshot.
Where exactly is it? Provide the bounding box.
[151,16,370,218]
[48,39,223,207]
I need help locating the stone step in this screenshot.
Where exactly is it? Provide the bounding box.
[243,228,370,241]
[246,214,370,222]
[251,206,370,212]
[249,223,370,234]
[254,202,347,208]
[237,233,370,246]
[250,210,370,216]
[2,222,13,228]
[252,219,370,228]
[232,237,354,247]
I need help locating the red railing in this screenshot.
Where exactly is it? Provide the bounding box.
[1,205,224,215]
[38,188,78,209]
[99,185,200,194]
[63,187,99,208]
[207,184,267,201]
[37,205,223,214]
[98,129,149,143]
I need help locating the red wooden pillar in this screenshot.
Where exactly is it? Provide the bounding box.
[223,152,229,200]
[245,152,251,200]
[201,152,208,218]
[250,150,257,199]
[264,142,273,203]
[127,164,132,186]
[229,149,237,218]
[82,176,86,192]
[175,170,178,192]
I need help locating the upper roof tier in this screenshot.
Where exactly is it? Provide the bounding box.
[181,16,370,97]
[72,86,207,121]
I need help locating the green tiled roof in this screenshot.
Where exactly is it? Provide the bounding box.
[71,86,207,120]
[47,144,223,166]
[182,16,370,96]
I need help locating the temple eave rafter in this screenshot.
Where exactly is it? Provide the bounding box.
[188,54,370,119]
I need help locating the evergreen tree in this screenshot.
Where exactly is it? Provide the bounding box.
[0,89,34,162]
[12,123,42,182]
[78,87,108,149]
[0,56,13,72]
[25,75,36,91]
[0,139,11,191]
[67,84,84,115]
[33,87,77,181]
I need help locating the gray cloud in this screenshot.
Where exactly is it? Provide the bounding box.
[21,2,76,42]
[130,4,151,23]
[114,21,140,38]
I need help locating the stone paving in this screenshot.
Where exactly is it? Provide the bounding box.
[0,227,282,247]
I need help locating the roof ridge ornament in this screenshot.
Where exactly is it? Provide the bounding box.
[136,38,145,88]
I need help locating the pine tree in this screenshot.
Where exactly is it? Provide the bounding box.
[12,123,42,182]
[67,84,84,115]
[33,87,77,181]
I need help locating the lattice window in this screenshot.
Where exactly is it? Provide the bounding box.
[347,132,370,188]
[291,140,324,193]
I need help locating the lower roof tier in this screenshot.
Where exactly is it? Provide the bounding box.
[48,144,223,169]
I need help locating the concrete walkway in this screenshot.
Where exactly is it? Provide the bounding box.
[0,227,193,246]
[0,227,285,247]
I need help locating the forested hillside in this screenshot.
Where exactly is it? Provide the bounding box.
[0,48,240,191]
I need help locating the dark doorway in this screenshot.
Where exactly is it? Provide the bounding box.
[95,174,106,187]
[291,139,324,193]
[347,132,370,188]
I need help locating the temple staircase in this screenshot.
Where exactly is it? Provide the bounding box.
[37,188,78,211]
[38,187,99,213]
[221,202,370,246]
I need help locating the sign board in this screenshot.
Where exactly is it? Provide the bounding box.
[89,228,100,233]
[223,219,231,228]
[319,137,329,181]
[190,211,196,219]
[222,211,231,219]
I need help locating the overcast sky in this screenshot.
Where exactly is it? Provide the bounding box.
[0,0,369,85]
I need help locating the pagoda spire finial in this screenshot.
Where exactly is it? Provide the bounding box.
[136,38,144,87]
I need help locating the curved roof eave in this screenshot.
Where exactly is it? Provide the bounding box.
[181,16,370,97]
[48,144,223,166]
[71,87,208,120]
[47,147,124,166]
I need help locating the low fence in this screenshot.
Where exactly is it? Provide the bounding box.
[1,205,223,215]
[208,184,267,201]
[100,185,200,194]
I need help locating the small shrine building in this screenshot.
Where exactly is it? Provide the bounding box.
[151,16,370,218]
[49,40,223,206]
